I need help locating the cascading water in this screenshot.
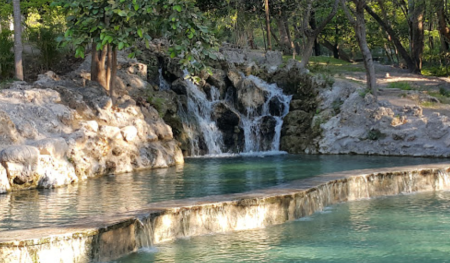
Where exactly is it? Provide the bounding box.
[180,71,224,156]
[159,69,291,156]
[241,75,292,153]
[158,69,171,91]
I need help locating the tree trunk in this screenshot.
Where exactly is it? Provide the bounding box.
[260,18,267,51]
[91,43,108,89]
[299,36,316,69]
[299,0,340,70]
[321,39,353,62]
[410,0,425,72]
[364,3,418,73]
[13,0,23,81]
[342,0,377,100]
[265,0,272,50]
[276,17,290,53]
[309,10,321,56]
[109,46,117,102]
[437,0,450,43]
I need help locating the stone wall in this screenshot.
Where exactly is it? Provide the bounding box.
[1,163,449,262]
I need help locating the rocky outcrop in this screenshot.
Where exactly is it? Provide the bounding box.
[316,80,450,157]
[0,56,183,192]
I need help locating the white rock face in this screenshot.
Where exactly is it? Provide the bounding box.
[0,67,183,192]
[316,81,450,157]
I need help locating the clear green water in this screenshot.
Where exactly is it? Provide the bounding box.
[114,191,450,263]
[0,154,443,231]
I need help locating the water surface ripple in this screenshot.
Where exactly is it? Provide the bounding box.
[0,154,443,231]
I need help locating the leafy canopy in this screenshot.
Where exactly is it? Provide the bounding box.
[53,0,218,74]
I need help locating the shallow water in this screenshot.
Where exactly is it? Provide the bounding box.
[0,154,444,231]
[115,191,450,263]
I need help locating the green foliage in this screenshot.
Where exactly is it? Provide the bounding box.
[147,96,166,118]
[386,82,413,91]
[54,0,218,75]
[0,30,14,79]
[28,26,62,69]
[422,65,450,77]
[366,129,386,141]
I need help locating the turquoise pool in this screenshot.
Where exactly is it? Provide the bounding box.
[0,154,443,231]
[115,191,450,263]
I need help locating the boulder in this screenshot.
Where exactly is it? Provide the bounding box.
[227,69,243,88]
[212,102,241,131]
[171,79,189,96]
[0,110,21,146]
[29,138,68,160]
[269,96,286,117]
[264,51,283,67]
[259,116,278,151]
[0,145,40,187]
[236,79,267,116]
[206,69,227,95]
[426,113,449,140]
[121,126,138,142]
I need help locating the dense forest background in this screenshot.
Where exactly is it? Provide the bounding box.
[1,0,450,84]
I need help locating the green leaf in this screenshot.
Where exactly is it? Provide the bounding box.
[173,5,182,12]
[118,42,125,50]
[137,28,143,38]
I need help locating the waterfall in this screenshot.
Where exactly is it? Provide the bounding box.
[180,72,224,156]
[158,69,171,91]
[241,76,292,153]
[159,69,291,156]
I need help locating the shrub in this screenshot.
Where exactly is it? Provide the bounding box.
[28,26,62,70]
[0,30,14,79]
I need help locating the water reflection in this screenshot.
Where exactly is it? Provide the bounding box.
[0,155,445,231]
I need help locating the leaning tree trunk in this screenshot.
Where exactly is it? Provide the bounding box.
[342,0,377,100]
[13,0,23,81]
[364,4,418,73]
[299,0,339,71]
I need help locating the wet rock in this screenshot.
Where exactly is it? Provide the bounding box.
[206,69,227,96]
[0,145,40,187]
[236,79,267,116]
[171,79,189,96]
[227,69,243,88]
[269,96,285,117]
[259,116,277,151]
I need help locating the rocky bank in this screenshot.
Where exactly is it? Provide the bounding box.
[0,55,183,193]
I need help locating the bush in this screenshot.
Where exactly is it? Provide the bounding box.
[28,26,62,70]
[0,30,14,79]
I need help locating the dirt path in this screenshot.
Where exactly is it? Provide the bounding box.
[337,62,450,117]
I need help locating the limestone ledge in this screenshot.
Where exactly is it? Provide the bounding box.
[0,71,183,193]
[0,163,449,263]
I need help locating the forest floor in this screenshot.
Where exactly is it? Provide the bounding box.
[303,56,450,117]
[341,62,450,116]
